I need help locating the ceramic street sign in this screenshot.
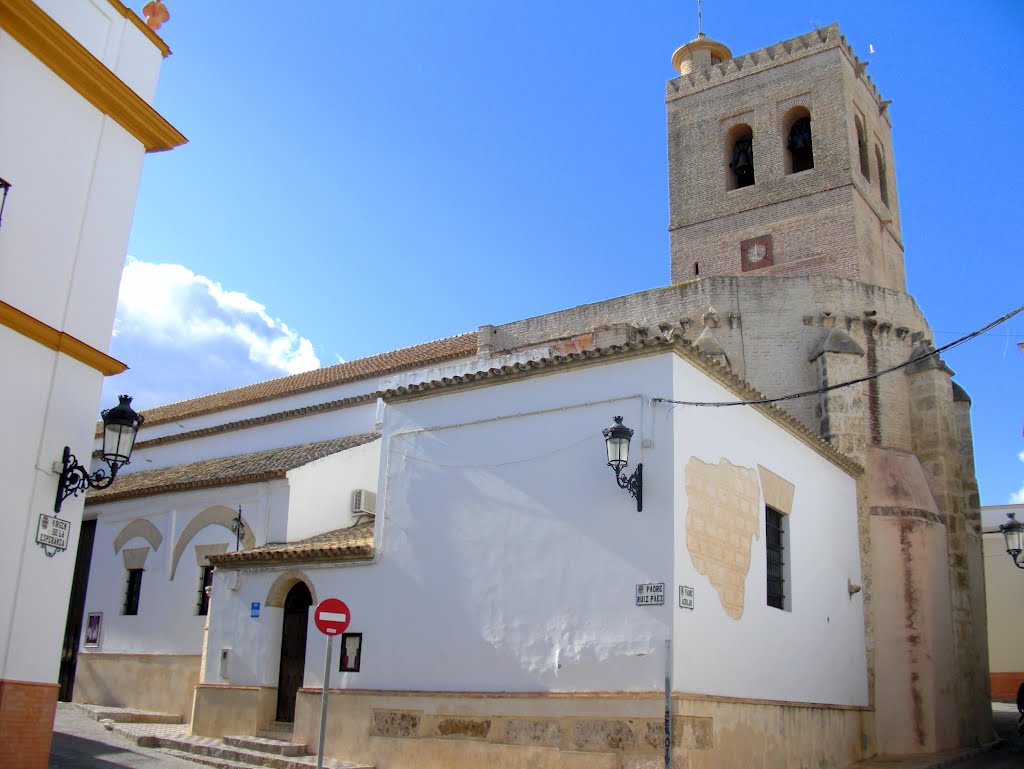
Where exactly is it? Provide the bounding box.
[36,514,70,555]
[635,582,665,606]
[679,585,695,610]
[314,598,351,635]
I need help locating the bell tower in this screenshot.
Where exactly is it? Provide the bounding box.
[666,25,904,291]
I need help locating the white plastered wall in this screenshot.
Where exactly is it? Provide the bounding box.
[285,439,381,541]
[81,482,275,657]
[207,353,678,693]
[671,355,868,706]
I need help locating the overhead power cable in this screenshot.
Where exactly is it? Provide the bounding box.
[653,303,1024,409]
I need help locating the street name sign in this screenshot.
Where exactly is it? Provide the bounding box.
[36,514,70,555]
[636,582,665,606]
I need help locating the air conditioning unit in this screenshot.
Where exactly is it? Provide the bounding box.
[352,489,376,516]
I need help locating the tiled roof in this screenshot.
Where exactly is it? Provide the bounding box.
[209,521,374,567]
[383,333,864,477]
[86,433,379,505]
[113,333,477,430]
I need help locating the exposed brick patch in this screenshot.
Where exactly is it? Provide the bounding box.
[504,718,562,747]
[864,320,882,445]
[0,680,59,769]
[571,719,637,751]
[644,716,714,750]
[370,710,420,738]
[434,717,491,739]
[676,716,714,749]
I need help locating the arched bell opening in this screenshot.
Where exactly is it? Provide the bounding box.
[726,123,755,190]
[783,106,813,174]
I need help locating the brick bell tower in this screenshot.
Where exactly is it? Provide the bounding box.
[666,25,904,292]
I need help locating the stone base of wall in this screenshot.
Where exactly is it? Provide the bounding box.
[0,679,59,769]
[991,672,1024,702]
[193,687,869,769]
[73,653,200,722]
[191,685,278,737]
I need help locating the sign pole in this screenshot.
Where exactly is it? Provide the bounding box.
[664,638,672,769]
[316,634,333,769]
[312,598,351,769]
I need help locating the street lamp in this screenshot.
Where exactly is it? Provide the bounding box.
[231,506,246,551]
[1000,512,1024,570]
[602,416,643,512]
[54,395,144,512]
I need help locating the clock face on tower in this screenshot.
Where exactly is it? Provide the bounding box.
[740,235,773,272]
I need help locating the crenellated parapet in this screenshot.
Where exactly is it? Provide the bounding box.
[667,24,889,118]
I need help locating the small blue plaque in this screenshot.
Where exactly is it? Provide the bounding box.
[251,602,260,618]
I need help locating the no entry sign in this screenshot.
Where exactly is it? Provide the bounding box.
[314,598,351,636]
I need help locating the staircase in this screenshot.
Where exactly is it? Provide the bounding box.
[154,729,374,769]
[75,704,372,768]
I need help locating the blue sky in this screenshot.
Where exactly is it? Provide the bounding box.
[103,1,1024,505]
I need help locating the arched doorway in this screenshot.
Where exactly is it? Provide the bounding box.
[276,582,312,722]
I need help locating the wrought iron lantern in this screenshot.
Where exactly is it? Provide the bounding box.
[1000,512,1024,570]
[0,177,11,228]
[54,395,144,512]
[231,505,246,551]
[602,416,643,512]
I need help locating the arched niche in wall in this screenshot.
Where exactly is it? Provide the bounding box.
[266,569,318,609]
[169,505,255,580]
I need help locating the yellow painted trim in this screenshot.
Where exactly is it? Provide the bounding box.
[105,0,171,58]
[0,300,127,376]
[0,0,186,152]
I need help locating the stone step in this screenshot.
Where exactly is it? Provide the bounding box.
[256,722,295,741]
[75,703,182,724]
[150,733,373,769]
[224,734,308,756]
[159,749,261,769]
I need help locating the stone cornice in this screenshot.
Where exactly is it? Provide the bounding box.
[0,0,186,152]
[0,299,127,375]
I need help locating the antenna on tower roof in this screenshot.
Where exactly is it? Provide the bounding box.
[697,0,703,35]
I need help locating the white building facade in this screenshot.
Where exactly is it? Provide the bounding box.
[0,1,182,766]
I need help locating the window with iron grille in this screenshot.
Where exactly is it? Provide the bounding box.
[197,565,214,616]
[766,506,786,610]
[123,568,143,615]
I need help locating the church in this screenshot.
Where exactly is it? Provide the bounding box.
[68,23,992,769]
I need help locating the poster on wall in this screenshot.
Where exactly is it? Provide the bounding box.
[84,612,102,647]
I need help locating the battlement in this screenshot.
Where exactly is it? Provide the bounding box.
[667,24,887,116]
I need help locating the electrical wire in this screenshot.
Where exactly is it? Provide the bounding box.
[653,303,1024,409]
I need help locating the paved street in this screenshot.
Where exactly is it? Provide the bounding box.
[48,701,1024,769]
[956,702,1024,769]
[48,703,197,769]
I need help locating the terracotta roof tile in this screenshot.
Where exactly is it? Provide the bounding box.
[86,433,379,505]
[116,333,477,430]
[209,521,374,567]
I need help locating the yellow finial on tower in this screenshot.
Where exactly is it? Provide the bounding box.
[672,0,730,74]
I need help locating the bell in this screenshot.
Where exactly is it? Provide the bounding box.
[788,117,812,152]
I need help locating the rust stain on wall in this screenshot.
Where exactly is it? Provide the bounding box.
[685,458,761,619]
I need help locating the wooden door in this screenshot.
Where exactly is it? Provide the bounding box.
[58,519,96,701]
[275,582,312,722]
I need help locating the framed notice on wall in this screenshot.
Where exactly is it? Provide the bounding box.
[340,632,362,672]
[84,612,102,647]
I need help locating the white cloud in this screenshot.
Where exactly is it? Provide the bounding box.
[102,257,321,409]
[1011,451,1024,504]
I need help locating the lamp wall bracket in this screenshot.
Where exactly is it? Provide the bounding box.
[613,463,643,512]
[54,445,116,513]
